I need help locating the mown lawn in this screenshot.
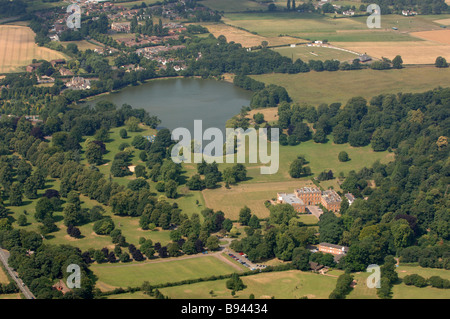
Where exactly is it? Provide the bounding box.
[159,269,337,299]
[251,67,450,106]
[91,256,242,289]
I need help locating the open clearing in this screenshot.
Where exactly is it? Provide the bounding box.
[410,29,450,45]
[222,13,417,42]
[202,140,394,219]
[201,0,268,12]
[0,264,9,284]
[202,180,314,219]
[201,23,300,47]
[252,67,450,105]
[0,25,67,73]
[246,107,279,123]
[272,45,359,62]
[337,40,450,64]
[159,270,337,299]
[91,256,242,290]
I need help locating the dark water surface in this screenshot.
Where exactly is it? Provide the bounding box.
[87,78,252,133]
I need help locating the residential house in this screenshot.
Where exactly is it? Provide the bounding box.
[26,63,42,73]
[345,193,356,206]
[66,76,91,90]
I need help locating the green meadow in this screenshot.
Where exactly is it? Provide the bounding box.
[251,67,450,106]
[159,270,337,299]
[91,256,243,289]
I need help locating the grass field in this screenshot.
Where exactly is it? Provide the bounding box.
[251,67,450,105]
[91,256,243,290]
[200,23,300,47]
[0,264,9,284]
[411,29,450,45]
[159,270,338,299]
[272,45,359,62]
[201,0,269,12]
[61,40,102,52]
[0,25,67,73]
[394,265,450,299]
[202,139,394,219]
[222,12,418,42]
[337,40,450,64]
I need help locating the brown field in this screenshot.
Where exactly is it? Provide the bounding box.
[410,29,450,45]
[0,265,9,284]
[61,40,102,51]
[201,23,301,48]
[0,25,67,73]
[336,41,450,64]
[246,107,279,124]
[202,180,314,219]
[433,18,450,25]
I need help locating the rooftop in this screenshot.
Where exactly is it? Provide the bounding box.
[278,193,304,205]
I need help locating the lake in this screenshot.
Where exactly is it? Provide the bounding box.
[86,78,253,134]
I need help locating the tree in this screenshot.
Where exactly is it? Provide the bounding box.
[119,128,128,139]
[164,180,178,199]
[392,55,403,69]
[292,247,311,271]
[125,116,140,132]
[63,203,84,226]
[187,174,205,191]
[85,141,105,165]
[435,56,448,68]
[206,235,220,251]
[338,151,350,162]
[239,206,252,226]
[9,182,23,206]
[226,273,246,291]
[248,215,261,229]
[289,157,310,178]
[93,218,115,235]
[17,214,27,226]
[35,197,54,221]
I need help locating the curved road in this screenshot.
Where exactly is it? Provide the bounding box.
[0,248,35,299]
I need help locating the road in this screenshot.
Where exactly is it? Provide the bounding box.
[0,248,35,299]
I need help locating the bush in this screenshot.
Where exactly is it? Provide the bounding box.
[93,218,115,235]
[403,274,428,287]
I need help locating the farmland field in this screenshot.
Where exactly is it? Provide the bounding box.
[272,45,359,62]
[159,270,338,299]
[222,12,418,42]
[91,255,243,290]
[200,0,269,12]
[200,23,300,47]
[251,67,450,105]
[410,29,450,45]
[337,40,450,64]
[0,25,67,73]
[0,263,9,284]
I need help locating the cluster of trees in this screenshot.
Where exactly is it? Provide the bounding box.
[0,230,95,299]
[250,84,291,108]
[329,273,354,299]
[403,274,450,289]
[231,204,317,263]
[361,0,449,14]
[399,244,450,269]
[289,156,311,178]
[0,0,27,17]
